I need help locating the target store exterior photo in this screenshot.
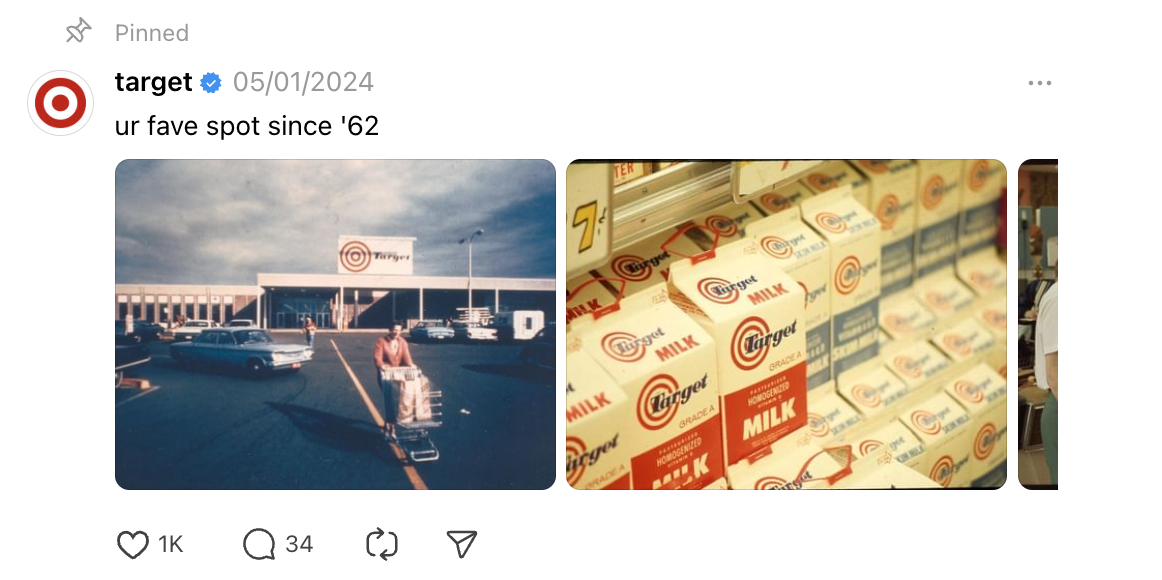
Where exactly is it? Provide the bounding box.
[114,234,555,330]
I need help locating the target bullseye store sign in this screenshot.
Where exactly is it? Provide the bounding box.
[337,235,415,275]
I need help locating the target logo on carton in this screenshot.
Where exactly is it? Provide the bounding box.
[611,254,653,282]
[910,410,942,436]
[565,436,588,486]
[636,374,681,431]
[704,215,738,238]
[815,212,847,234]
[921,175,946,210]
[852,384,882,407]
[761,193,793,213]
[884,314,911,334]
[601,331,648,363]
[893,356,923,379]
[754,476,788,490]
[930,455,955,487]
[967,160,989,192]
[697,277,740,304]
[807,413,830,438]
[759,235,794,260]
[339,240,372,272]
[806,173,835,191]
[876,194,901,229]
[27,71,93,136]
[730,316,771,371]
[983,309,1006,331]
[834,256,862,295]
[974,423,998,461]
[953,380,984,404]
[858,439,884,456]
[942,334,972,357]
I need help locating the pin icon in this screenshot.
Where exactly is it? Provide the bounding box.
[446,531,477,559]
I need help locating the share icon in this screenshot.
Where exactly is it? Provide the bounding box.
[446,531,477,559]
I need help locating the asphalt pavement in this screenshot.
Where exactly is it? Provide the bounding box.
[115,333,555,490]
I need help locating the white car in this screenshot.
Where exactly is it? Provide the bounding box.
[173,319,221,341]
[452,323,498,342]
[225,319,257,328]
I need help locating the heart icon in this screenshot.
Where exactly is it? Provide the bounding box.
[117,531,149,559]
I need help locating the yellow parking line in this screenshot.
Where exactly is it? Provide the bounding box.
[330,339,429,491]
[115,386,162,408]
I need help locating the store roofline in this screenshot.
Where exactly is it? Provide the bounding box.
[116,273,555,294]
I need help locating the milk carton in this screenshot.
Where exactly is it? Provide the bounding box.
[944,364,1007,486]
[801,186,882,381]
[886,341,953,394]
[592,229,703,297]
[612,161,650,186]
[726,428,844,490]
[839,461,942,489]
[752,181,814,216]
[851,419,926,470]
[880,295,939,343]
[853,160,919,297]
[749,207,832,392]
[565,341,632,489]
[685,199,764,250]
[837,363,910,423]
[957,250,1007,301]
[914,160,963,280]
[566,275,618,331]
[931,319,998,379]
[804,390,863,446]
[668,239,808,470]
[800,160,872,209]
[900,392,973,488]
[973,296,1007,341]
[578,283,725,490]
[958,159,1005,257]
[915,274,976,329]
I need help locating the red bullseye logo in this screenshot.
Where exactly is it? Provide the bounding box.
[852,384,882,407]
[968,160,989,192]
[983,309,1006,330]
[611,254,652,282]
[754,476,788,490]
[807,413,830,438]
[760,235,794,259]
[704,215,738,238]
[834,256,861,295]
[876,194,900,229]
[761,193,793,213]
[911,410,942,436]
[601,331,646,363]
[921,176,945,210]
[924,291,952,311]
[565,436,588,486]
[943,334,972,357]
[731,316,770,371]
[858,160,889,174]
[697,277,739,304]
[884,313,911,333]
[954,380,984,404]
[806,173,835,191]
[974,423,997,461]
[893,356,922,379]
[969,271,995,290]
[27,71,93,136]
[339,240,372,272]
[930,455,955,487]
[815,212,847,234]
[858,440,884,456]
[636,374,681,431]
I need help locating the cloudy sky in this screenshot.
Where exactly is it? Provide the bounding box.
[116,160,556,284]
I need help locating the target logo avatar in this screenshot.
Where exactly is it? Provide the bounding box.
[28,71,93,136]
[930,455,955,487]
[974,423,998,461]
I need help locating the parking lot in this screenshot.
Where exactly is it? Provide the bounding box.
[115,333,555,490]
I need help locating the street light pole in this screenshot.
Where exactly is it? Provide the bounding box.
[460,229,484,323]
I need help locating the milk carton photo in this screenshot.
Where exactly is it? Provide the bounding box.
[958,159,1005,258]
[566,275,618,331]
[752,181,814,216]
[853,160,918,297]
[900,392,973,488]
[931,318,998,378]
[668,238,808,470]
[914,160,962,280]
[749,207,832,392]
[565,341,632,490]
[800,160,872,208]
[837,363,910,422]
[577,283,725,490]
[886,340,953,393]
[801,186,882,382]
[944,364,1007,486]
[591,229,704,297]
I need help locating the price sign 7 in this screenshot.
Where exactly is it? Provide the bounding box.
[566,163,613,277]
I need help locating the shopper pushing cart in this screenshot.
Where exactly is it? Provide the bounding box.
[373,323,443,462]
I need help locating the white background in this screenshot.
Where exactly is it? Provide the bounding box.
[2,1,1155,578]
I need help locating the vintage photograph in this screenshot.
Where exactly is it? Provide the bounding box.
[115,160,556,490]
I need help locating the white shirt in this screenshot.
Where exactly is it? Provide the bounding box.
[1034,283,1058,391]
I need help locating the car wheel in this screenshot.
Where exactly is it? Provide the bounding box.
[116,371,124,388]
[246,358,266,377]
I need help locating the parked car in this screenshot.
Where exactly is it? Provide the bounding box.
[116,320,163,342]
[173,319,220,341]
[115,334,152,387]
[225,319,256,328]
[452,322,498,342]
[410,320,455,342]
[518,323,555,370]
[170,328,313,375]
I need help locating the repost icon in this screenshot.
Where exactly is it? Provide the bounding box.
[243,528,276,560]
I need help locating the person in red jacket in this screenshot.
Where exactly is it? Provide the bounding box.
[374,323,416,440]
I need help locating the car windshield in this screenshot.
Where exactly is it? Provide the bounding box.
[235,330,273,345]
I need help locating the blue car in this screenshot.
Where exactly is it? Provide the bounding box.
[170,328,313,376]
[410,321,455,342]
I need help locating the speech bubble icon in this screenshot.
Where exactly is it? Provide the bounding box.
[243,528,276,561]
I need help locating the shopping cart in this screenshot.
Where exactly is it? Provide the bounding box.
[380,367,443,463]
